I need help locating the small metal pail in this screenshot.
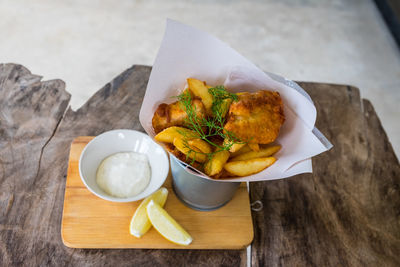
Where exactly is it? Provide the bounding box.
[170,156,240,211]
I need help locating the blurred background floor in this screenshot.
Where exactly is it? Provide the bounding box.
[1,0,399,157]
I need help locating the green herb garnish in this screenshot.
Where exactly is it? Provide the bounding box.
[176,85,245,161]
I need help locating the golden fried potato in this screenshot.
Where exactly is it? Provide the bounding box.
[166,144,203,170]
[187,78,213,115]
[155,126,200,143]
[229,143,245,153]
[220,99,232,118]
[188,139,212,154]
[223,138,245,153]
[212,168,235,179]
[173,137,207,163]
[248,143,260,152]
[230,145,281,162]
[204,150,230,176]
[229,145,252,157]
[224,157,276,176]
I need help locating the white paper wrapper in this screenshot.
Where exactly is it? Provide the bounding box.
[139,19,332,182]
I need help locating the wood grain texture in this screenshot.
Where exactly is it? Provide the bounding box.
[250,83,400,266]
[62,137,253,249]
[0,64,246,266]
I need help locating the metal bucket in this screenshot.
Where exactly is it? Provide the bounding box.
[170,156,240,211]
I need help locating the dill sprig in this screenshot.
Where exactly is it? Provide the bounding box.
[207,86,238,139]
[209,86,238,115]
[176,91,205,137]
[176,85,245,161]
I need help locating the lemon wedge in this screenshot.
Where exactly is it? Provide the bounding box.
[146,200,193,246]
[130,187,168,237]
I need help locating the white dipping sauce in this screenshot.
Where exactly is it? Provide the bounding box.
[96,152,151,198]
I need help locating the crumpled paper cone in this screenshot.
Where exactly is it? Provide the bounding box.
[139,19,332,182]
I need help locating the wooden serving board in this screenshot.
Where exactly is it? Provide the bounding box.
[61,136,254,249]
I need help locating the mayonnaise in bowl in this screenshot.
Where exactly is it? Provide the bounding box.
[96,152,151,198]
[78,129,169,203]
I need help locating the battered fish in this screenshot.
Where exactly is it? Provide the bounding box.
[152,99,205,134]
[224,90,285,144]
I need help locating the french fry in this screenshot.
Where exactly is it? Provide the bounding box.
[155,126,200,143]
[187,78,213,115]
[224,157,276,176]
[230,145,281,162]
[229,143,245,153]
[229,145,252,157]
[204,150,230,176]
[206,84,231,117]
[182,88,192,96]
[213,169,235,179]
[220,98,232,118]
[223,138,245,153]
[188,139,212,154]
[248,143,260,152]
[173,137,207,163]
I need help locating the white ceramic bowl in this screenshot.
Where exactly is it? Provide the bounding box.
[79,129,169,202]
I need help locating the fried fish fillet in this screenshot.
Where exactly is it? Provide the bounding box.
[152,99,205,134]
[224,90,285,144]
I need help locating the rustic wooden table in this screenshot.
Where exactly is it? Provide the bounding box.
[0,63,399,266]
